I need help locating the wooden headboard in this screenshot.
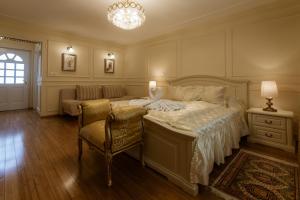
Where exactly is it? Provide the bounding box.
[168,75,249,107]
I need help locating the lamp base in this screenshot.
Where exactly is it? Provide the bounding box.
[262,97,277,112]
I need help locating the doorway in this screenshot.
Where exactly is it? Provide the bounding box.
[0,49,30,111]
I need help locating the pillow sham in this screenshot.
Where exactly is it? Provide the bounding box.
[167,86,204,101]
[202,86,225,104]
[76,85,103,101]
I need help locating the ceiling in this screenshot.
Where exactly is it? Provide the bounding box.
[0,0,277,44]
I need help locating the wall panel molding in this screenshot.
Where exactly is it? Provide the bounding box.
[123,9,300,125]
[47,40,91,78]
[232,14,300,78]
[147,40,178,80]
[180,31,227,77]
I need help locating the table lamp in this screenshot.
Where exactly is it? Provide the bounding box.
[261,81,278,112]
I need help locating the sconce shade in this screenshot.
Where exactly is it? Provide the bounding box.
[261,81,278,98]
[149,81,157,89]
[67,46,74,53]
[108,53,115,59]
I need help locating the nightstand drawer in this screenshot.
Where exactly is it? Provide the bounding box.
[253,126,286,144]
[253,114,286,130]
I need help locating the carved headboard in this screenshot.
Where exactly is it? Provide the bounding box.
[168,75,249,107]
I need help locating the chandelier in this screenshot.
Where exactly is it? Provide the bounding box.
[107,0,146,30]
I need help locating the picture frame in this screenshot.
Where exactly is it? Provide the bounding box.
[62,53,76,72]
[104,59,115,73]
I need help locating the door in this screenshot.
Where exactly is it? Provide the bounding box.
[0,49,30,111]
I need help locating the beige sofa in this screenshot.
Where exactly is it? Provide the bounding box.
[59,85,136,116]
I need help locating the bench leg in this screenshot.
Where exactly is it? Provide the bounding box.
[140,142,145,167]
[78,138,83,161]
[105,152,113,187]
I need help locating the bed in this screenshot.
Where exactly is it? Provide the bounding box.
[113,75,249,196]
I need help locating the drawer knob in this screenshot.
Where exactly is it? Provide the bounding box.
[264,120,273,125]
[265,133,273,138]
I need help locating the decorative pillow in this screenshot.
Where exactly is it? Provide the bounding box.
[76,85,103,101]
[103,85,126,98]
[202,86,225,104]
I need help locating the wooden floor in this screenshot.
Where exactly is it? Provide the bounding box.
[0,110,297,200]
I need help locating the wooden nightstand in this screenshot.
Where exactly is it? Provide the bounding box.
[247,108,294,152]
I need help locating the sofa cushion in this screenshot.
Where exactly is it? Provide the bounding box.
[59,89,77,115]
[76,85,103,100]
[62,99,82,116]
[79,121,106,151]
[109,96,137,102]
[103,85,126,98]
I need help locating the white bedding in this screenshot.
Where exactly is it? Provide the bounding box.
[112,99,249,185]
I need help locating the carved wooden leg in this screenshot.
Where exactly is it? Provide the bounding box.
[78,138,83,161]
[140,142,145,167]
[105,152,113,187]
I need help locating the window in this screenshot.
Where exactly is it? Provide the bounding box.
[0,53,24,84]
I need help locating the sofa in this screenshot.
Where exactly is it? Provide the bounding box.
[59,85,137,116]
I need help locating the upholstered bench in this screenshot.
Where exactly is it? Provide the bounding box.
[77,100,147,186]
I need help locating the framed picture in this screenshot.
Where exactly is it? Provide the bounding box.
[104,59,115,73]
[62,53,76,72]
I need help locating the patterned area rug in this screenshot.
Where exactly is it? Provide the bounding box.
[211,149,299,200]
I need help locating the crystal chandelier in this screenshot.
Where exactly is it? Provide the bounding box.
[107,0,146,30]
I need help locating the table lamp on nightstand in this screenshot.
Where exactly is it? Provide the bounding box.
[261,81,278,112]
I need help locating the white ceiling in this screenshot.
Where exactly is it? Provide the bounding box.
[0,0,276,44]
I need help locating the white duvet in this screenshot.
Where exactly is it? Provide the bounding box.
[112,99,249,185]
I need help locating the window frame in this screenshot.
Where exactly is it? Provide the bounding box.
[0,53,25,85]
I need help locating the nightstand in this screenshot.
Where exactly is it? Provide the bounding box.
[247,108,294,152]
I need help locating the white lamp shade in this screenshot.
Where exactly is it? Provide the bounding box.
[261,81,278,98]
[149,81,157,89]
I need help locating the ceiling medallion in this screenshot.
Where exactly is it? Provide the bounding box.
[107,0,146,30]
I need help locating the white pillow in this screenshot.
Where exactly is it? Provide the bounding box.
[167,86,204,101]
[202,86,225,104]
[182,86,204,101]
[167,86,183,100]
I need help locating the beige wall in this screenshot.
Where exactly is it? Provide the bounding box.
[42,40,125,116]
[124,4,300,127]
[0,16,125,116]
[0,2,299,124]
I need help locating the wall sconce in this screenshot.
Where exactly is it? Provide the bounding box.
[107,52,115,59]
[0,36,4,40]
[67,46,74,53]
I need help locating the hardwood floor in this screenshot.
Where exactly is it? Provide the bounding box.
[0,110,220,200]
[0,110,297,200]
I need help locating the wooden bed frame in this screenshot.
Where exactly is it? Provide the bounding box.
[128,75,248,196]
